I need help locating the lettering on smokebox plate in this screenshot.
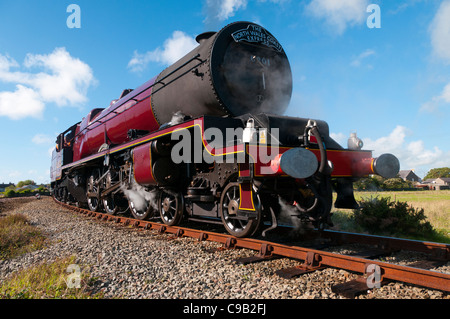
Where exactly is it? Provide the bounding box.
[231,24,282,52]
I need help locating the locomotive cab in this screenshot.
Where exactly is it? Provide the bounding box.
[55,123,79,165]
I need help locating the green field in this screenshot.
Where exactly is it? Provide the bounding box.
[331,190,450,243]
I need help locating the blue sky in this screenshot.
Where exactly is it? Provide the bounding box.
[0,0,449,184]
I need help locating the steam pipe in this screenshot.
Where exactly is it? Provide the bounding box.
[310,126,327,176]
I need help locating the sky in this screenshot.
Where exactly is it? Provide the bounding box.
[0,0,449,185]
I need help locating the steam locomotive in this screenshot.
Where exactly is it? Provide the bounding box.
[50,21,399,237]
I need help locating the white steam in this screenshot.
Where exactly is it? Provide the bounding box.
[170,111,188,125]
[121,178,158,212]
[278,197,312,235]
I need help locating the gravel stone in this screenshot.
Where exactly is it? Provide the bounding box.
[0,197,448,299]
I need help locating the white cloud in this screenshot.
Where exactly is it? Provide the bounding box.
[203,0,248,26]
[48,146,55,158]
[423,2,450,114]
[7,170,22,179]
[363,125,408,155]
[258,0,288,3]
[217,0,247,20]
[350,49,375,67]
[258,0,291,4]
[128,31,198,73]
[0,54,19,71]
[429,0,450,63]
[0,47,95,120]
[202,0,289,27]
[330,132,347,146]
[306,0,369,34]
[32,133,54,145]
[0,85,44,120]
[4,167,51,185]
[361,125,449,174]
[23,48,95,106]
[420,82,450,112]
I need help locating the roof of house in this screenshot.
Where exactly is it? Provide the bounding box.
[398,170,410,178]
[398,170,420,180]
[17,185,39,190]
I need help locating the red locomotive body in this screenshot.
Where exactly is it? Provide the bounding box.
[50,21,399,237]
[71,77,159,161]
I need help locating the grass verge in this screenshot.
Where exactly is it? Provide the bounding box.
[0,212,103,299]
[0,213,46,260]
[0,256,104,299]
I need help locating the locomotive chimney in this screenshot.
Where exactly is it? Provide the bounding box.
[195,31,216,44]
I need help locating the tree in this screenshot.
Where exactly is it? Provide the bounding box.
[424,167,450,180]
[354,175,413,191]
[5,185,15,192]
[16,180,36,188]
[354,176,383,190]
[353,196,434,237]
[4,189,16,197]
[382,178,413,190]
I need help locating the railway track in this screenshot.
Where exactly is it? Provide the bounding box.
[54,198,450,298]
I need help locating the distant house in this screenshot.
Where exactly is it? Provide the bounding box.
[17,185,39,191]
[434,178,450,190]
[421,177,450,190]
[398,170,421,183]
[0,183,14,192]
[435,177,450,185]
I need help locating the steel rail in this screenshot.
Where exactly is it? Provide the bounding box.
[315,229,450,261]
[55,199,450,293]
